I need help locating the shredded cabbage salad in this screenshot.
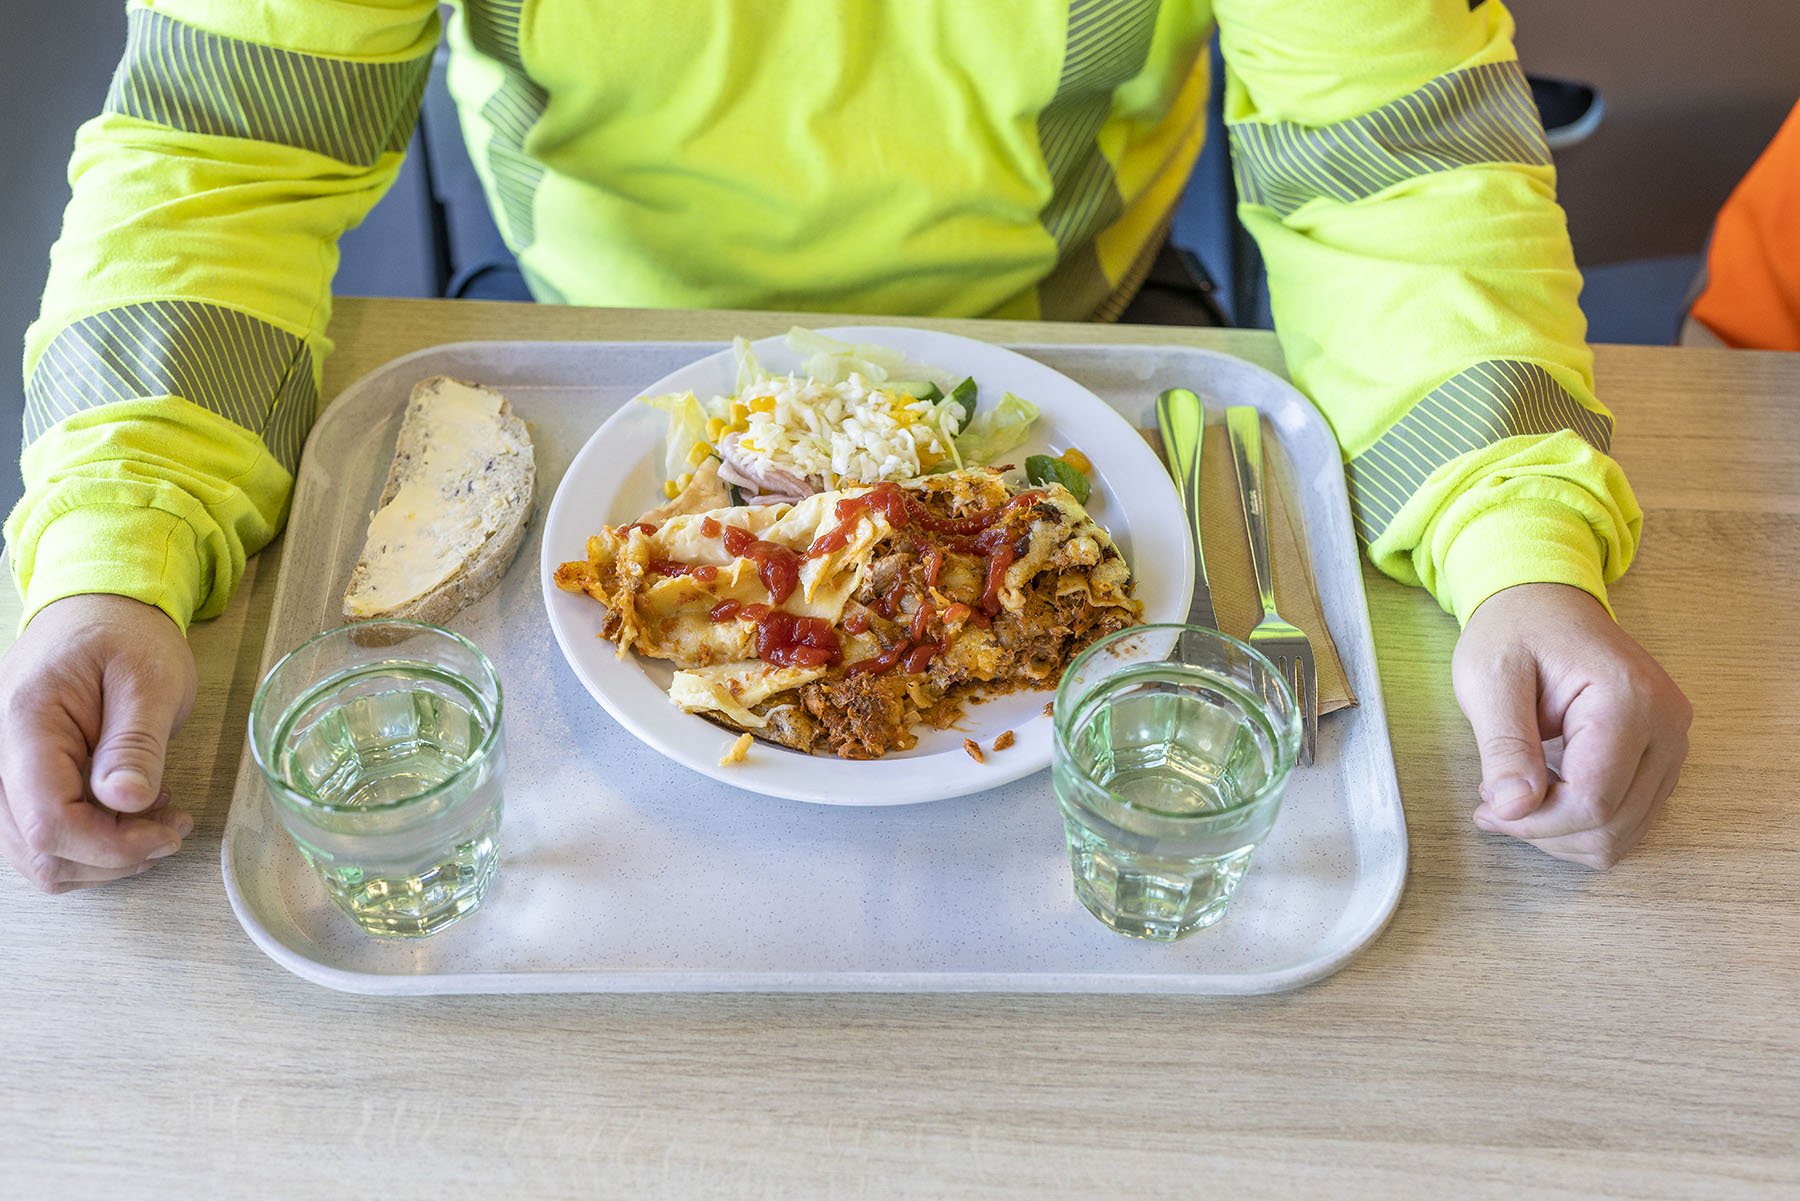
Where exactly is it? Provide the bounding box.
[641,328,1042,503]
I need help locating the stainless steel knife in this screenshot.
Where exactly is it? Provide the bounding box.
[1155,387,1219,630]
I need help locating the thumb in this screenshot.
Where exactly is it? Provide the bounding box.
[1456,651,1551,822]
[88,669,185,814]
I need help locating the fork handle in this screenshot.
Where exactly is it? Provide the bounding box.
[1226,406,1278,617]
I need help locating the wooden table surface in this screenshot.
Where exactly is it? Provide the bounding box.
[2,299,1795,1199]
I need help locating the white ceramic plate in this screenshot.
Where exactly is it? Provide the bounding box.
[540,326,1192,805]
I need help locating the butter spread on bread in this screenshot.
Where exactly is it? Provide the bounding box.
[344,377,535,622]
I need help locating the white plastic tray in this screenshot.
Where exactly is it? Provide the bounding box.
[222,339,1407,994]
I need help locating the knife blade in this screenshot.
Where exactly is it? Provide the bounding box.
[1154,387,1219,630]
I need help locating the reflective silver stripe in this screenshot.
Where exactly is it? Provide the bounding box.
[1228,60,1550,219]
[24,302,317,474]
[466,0,548,250]
[104,9,431,168]
[480,76,549,249]
[1034,0,1161,320]
[468,0,527,70]
[1345,361,1613,543]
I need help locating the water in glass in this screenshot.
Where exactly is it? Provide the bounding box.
[1054,627,1298,941]
[272,664,502,937]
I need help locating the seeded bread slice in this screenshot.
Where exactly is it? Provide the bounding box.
[342,376,536,624]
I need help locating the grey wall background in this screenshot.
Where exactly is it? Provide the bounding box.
[1511,1,1800,265]
[2,1,1795,523]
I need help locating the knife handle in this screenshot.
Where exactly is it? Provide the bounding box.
[1226,406,1278,617]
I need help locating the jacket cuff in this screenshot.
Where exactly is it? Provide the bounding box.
[1440,496,1610,626]
[14,503,203,633]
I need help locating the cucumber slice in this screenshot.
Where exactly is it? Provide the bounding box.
[946,377,977,427]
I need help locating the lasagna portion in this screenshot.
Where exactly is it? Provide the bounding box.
[554,468,1139,759]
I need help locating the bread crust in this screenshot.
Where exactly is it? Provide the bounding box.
[342,376,536,622]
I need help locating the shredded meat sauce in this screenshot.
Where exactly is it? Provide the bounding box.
[555,473,1138,759]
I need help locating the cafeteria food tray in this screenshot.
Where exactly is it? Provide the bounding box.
[221,339,1407,994]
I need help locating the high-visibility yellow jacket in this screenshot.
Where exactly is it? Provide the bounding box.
[11,0,1639,632]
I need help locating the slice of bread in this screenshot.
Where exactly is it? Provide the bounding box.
[342,376,536,624]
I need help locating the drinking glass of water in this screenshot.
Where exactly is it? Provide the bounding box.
[1052,625,1301,941]
[248,621,505,938]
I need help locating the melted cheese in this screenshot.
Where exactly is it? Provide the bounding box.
[669,662,830,727]
[553,467,1144,756]
[346,382,528,616]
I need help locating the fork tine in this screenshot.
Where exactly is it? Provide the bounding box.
[1309,657,1319,758]
[1291,658,1305,765]
[1299,655,1318,766]
[1287,655,1302,716]
[1249,622,1317,766]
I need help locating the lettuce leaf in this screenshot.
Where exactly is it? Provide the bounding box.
[954,391,1039,465]
[732,336,764,395]
[783,327,948,394]
[638,389,710,480]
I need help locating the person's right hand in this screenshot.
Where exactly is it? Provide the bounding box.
[0,594,197,893]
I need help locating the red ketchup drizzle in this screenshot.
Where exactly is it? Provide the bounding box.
[914,489,1044,538]
[711,483,1051,679]
[908,601,935,643]
[619,522,658,538]
[846,640,911,677]
[805,483,912,558]
[903,642,942,674]
[700,516,721,537]
[845,601,948,678]
[753,610,841,669]
[875,574,909,619]
[722,524,800,605]
[966,523,1030,615]
[804,483,1047,561]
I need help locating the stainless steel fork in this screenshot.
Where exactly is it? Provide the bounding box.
[1225,406,1317,765]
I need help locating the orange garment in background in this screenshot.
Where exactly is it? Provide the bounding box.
[1691,102,1800,351]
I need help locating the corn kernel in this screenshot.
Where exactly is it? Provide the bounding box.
[1060,446,1092,474]
[740,438,758,452]
[686,441,711,466]
[729,402,749,425]
[663,479,680,499]
[676,472,694,491]
[749,395,777,414]
[919,448,941,469]
[706,417,726,441]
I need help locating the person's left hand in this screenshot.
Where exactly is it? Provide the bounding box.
[1451,582,1692,869]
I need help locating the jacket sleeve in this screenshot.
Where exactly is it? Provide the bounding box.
[6,0,440,631]
[1211,0,1642,624]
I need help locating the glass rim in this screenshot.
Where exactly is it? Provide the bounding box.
[1052,622,1301,821]
[247,619,505,815]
